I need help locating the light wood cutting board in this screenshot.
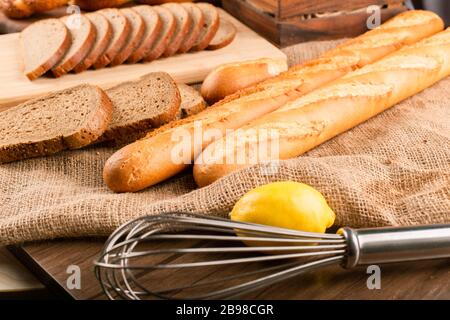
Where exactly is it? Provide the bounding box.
[0,8,286,110]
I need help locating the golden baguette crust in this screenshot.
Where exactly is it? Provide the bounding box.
[103,10,444,192]
[201,58,288,104]
[193,28,450,187]
[1,0,68,18]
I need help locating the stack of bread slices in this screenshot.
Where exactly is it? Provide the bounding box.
[20,2,237,80]
[0,72,207,163]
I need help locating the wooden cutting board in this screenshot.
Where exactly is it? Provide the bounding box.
[0,8,286,110]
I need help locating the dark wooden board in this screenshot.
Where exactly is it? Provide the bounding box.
[224,0,406,46]
[247,0,405,19]
[9,239,450,300]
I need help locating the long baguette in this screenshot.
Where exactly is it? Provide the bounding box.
[103,10,444,192]
[193,28,450,187]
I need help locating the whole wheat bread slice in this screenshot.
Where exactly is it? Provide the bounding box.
[143,6,176,62]
[93,8,130,69]
[110,8,145,66]
[127,5,161,64]
[178,2,204,54]
[100,72,181,145]
[162,3,191,57]
[0,84,113,164]
[20,18,71,80]
[178,83,207,118]
[52,14,96,77]
[73,12,113,73]
[191,3,219,51]
[207,18,236,50]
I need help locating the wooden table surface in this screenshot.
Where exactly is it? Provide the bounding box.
[9,239,450,300]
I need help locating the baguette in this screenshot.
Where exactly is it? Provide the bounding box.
[103,10,444,192]
[193,28,450,187]
[200,58,288,104]
[1,0,68,19]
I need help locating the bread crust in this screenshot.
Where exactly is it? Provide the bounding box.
[52,15,96,77]
[0,85,113,163]
[103,10,445,192]
[178,2,204,54]
[1,0,67,18]
[143,6,176,62]
[73,12,113,73]
[200,58,288,104]
[193,28,450,187]
[110,8,145,66]
[191,2,219,52]
[207,18,236,50]
[21,18,71,80]
[162,2,191,57]
[127,5,161,64]
[93,8,131,69]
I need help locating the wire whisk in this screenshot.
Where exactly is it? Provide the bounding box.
[94,213,450,300]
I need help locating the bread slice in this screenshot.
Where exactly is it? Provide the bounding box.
[127,5,161,63]
[162,3,191,57]
[110,8,145,66]
[207,18,236,50]
[178,83,207,118]
[0,84,113,164]
[93,8,130,69]
[178,2,204,53]
[20,19,71,80]
[143,6,176,62]
[73,12,113,73]
[191,3,219,51]
[52,15,96,77]
[100,72,180,145]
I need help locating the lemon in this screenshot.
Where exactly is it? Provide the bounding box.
[230,181,335,233]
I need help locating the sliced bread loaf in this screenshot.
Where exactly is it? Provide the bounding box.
[162,3,191,57]
[93,8,131,69]
[127,5,161,64]
[143,6,176,62]
[207,18,236,50]
[73,12,113,73]
[178,2,204,53]
[52,15,96,77]
[0,84,113,163]
[110,8,145,66]
[191,3,219,51]
[20,18,71,80]
[100,72,180,145]
[178,83,207,118]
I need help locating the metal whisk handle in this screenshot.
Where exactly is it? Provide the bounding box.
[340,224,450,268]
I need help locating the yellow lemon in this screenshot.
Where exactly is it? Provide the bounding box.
[230,181,335,233]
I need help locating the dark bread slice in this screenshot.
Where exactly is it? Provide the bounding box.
[207,18,236,50]
[191,2,219,51]
[127,5,161,64]
[0,84,113,163]
[20,18,71,80]
[162,3,191,57]
[52,15,96,77]
[143,6,176,62]
[93,8,131,69]
[178,2,204,54]
[73,12,113,73]
[178,83,207,118]
[100,72,180,145]
[110,8,145,66]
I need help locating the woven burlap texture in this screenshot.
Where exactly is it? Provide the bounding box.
[1,39,449,245]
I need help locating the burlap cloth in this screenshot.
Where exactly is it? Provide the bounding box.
[1,40,449,245]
